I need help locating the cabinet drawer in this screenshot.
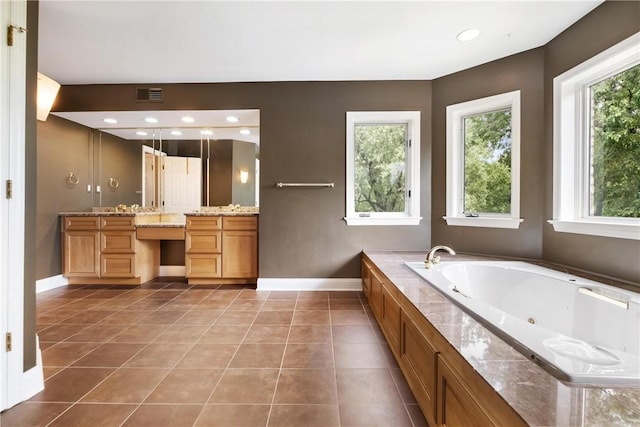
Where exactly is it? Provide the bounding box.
[186,216,222,230]
[101,254,136,278]
[223,216,257,230]
[186,254,222,278]
[186,231,222,253]
[63,216,100,231]
[101,216,136,230]
[101,231,136,253]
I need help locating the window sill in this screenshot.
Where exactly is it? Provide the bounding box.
[344,216,422,226]
[443,216,523,229]
[548,220,640,240]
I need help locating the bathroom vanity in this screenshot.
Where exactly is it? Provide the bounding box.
[60,209,258,285]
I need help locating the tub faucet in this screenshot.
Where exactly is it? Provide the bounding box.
[425,245,456,268]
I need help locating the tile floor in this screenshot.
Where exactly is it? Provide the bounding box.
[0,278,428,427]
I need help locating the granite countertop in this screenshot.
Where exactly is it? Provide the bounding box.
[185,212,259,216]
[136,222,185,228]
[364,251,640,427]
[60,211,161,217]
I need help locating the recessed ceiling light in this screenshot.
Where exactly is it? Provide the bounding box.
[136,131,148,136]
[457,28,480,42]
[226,116,239,123]
[144,117,158,123]
[103,118,117,124]
[171,130,182,136]
[181,116,195,123]
[200,130,213,136]
[240,128,251,135]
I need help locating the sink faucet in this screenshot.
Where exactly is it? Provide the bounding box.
[425,245,456,268]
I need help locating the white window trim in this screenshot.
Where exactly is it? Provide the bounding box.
[550,32,640,241]
[444,90,522,229]
[345,111,421,226]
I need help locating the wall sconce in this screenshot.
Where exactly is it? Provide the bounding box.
[37,72,61,121]
[240,170,249,184]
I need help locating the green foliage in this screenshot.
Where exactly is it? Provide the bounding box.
[463,109,512,214]
[354,124,406,212]
[591,63,640,218]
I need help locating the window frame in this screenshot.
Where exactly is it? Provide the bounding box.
[550,32,640,240]
[345,111,421,226]
[444,90,522,229]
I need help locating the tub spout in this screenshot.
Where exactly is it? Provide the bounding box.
[425,245,456,268]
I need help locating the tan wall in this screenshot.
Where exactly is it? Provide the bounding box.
[542,1,640,284]
[431,48,546,259]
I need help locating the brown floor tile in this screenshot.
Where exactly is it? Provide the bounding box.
[328,291,362,300]
[298,291,329,300]
[173,289,212,300]
[253,311,293,325]
[140,310,188,324]
[228,299,265,311]
[198,325,249,344]
[206,289,242,300]
[229,344,285,368]
[266,291,298,300]
[174,310,223,326]
[339,404,414,427]
[236,289,270,300]
[177,344,239,368]
[154,324,209,344]
[48,403,137,427]
[30,367,114,402]
[37,309,82,325]
[334,343,389,368]
[61,310,118,324]
[42,366,64,380]
[209,369,279,404]
[390,368,418,404]
[282,344,334,369]
[81,368,169,403]
[336,368,403,405]
[65,323,129,343]
[38,323,89,342]
[260,299,297,311]
[144,289,182,300]
[123,298,171,311]
[72,343,146,367]
[407,404,430,427]
[288,324,332,343]
[330,299,365,310]
[100,310,152,325]
[42,342,102,367]
[122,404,203,427]
[295,299,329,310]
[332,324,382,343]
[292,310,330,325]
[125,343,192,368]
[243,325,290,344]
[109,323,168,343]
[0,402,70,427]
[273,369,337,404]
[267,404,340,427]
[145,369,224,403]
[214,310,258,325]
[196,299,234,310]
[195,404,270,427]
[330,309,370,325]
[159,300,202,311]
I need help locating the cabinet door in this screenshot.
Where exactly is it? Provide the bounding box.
[63,231,100,277]
[437,356,493,427]
[381,285,401,356]
[400,311,438,427]
[186,254,222,278]
[222,230,257,278]
[361,261,371,299]
[101,254,137,278]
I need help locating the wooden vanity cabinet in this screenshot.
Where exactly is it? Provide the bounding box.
[62,217,100,278]
[185,215,258,285]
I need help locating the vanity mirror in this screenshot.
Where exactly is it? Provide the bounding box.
[52,109,260,214]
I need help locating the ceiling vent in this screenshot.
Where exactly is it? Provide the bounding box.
[135,87,164,102]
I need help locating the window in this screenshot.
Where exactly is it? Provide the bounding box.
[345,111,421,226]
[444,90,522,229]
[551,32,640,240]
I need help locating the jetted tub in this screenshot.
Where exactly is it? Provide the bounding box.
[405,260,640,386]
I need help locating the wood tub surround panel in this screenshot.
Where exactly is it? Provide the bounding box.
[362,254,527,427]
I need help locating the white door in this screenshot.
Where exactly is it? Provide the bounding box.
[162,156,202,218]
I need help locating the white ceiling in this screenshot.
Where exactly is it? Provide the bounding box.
[38,0,603,142]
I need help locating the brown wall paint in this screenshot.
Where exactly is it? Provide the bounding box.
[431,48,545,259]
[542,1,640,284]
[48,80,433,278]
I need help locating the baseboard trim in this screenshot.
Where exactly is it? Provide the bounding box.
[257,278,362,291]
[159,265,186,277]
[36,274,68,293]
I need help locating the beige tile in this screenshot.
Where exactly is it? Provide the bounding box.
[334,343,389,368]
[209,369,279,404]
[332,324,381,343]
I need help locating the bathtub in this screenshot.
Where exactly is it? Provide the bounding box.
[405,260,640,386]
